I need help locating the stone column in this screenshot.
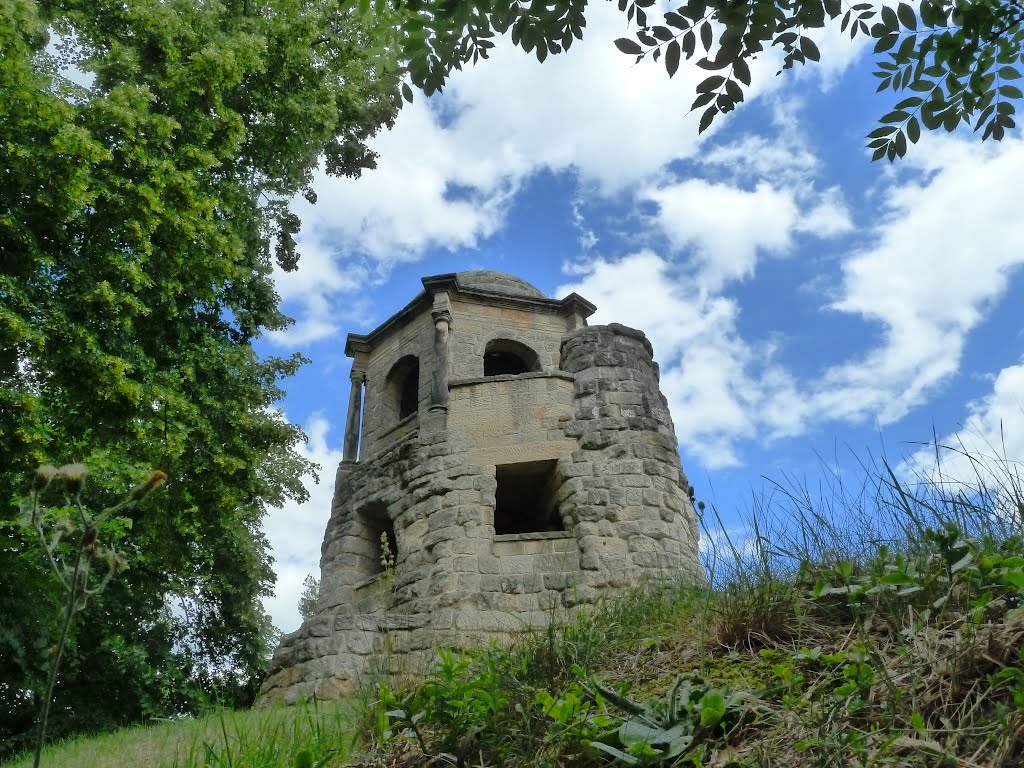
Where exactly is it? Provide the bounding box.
[343,367,365,462]
[430,308,452,411]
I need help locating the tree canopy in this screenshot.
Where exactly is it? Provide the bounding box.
[0,0,398,752]
[376,0,1024,159]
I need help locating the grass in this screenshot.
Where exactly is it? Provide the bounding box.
[1,699,358,768]
[9,438,1024,767]
[357,439,1024,767]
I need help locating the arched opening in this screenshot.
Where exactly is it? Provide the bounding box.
[358,503,399,578]
[483,339,541,377]
[386,355,420,421]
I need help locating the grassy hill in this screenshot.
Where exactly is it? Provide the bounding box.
[357,446,1024,767]
[7,446,1024,768]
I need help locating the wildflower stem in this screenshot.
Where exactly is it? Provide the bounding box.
[33,537,86,768]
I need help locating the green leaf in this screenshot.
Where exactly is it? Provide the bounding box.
[951,553,974,573]
[696,75,726,93]
[401,82,414,103]
[897,3,917,31]
[881,5,898,30]
[699,690,727,727]
[666,40,681,77]
[589,741,640,765]
[894,96,923,109]
[880,109,911,123]
[1001,571,1024,589]
[894,129,908,157]
[698,105,716,133]
[999,66,1022,80]
[999,84,1024,99]
[801,37,820,62]
[907,116,921,143]
[614,37,643,55]
[875,33,899,53]
[734,57,751,86]
[878,572,916,585]
[700,21,712,51]
[691,91,716,109]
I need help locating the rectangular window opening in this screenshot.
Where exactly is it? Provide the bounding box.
[494,460,563,535]
[358,505,398,577]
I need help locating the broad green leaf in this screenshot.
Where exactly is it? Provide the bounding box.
[801,37,820,62]
[699,690,727,727]
[875,33,899,53]
[907,116,921,142]
[698,105,716,132]
[897,2,916,31]
[666,39,681,77]
[614,37,643,55]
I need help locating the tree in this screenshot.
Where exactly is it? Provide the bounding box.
[371,0,1023,159]
[0,0,399,753]
[298,574,320,621]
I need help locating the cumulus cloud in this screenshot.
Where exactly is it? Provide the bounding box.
[561,136,1024,468]
[270,2,866,346]
[810,136,1024,426]
[901,362,1024,490]
[263,414,343,634]
[558,250,793,467]
[642,180,802,290]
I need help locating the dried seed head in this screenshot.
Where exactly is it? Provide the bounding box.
[58,463,89,496]
[33,464,59,492]
[111,551,128,574]
[130,469,168,501]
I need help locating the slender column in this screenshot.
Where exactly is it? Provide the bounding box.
[430,309,452,410]
[343,367,365,462]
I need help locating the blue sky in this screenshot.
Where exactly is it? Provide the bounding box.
[257,5,1024,632]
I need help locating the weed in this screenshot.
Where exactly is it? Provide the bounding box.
[15,464,165,768]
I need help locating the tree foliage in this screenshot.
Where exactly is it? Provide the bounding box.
[298,573,320,621]
[0,0,399,753]
[374,0,1024,158]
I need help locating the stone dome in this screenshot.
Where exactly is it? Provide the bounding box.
[455,270,546,299]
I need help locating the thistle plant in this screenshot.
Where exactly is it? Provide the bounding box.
[20,463,166,768]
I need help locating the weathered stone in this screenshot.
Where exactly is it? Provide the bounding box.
[258,271,702,706]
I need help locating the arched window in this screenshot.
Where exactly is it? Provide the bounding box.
[483,339,541,377]
[386,355,419,420]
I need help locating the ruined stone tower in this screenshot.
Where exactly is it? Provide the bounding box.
[260,271,701,703]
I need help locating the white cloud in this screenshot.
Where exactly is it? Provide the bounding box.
[809,136,1024,426]
[901,362,1024,488]
[558,250,791,467]
[559,137,1024,467]
[263,414,343,634]
[273,2,847,345]
[642,180,801,290]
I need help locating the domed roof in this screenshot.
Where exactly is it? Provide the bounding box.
[455,270,546,299]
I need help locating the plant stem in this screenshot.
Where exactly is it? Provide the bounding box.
[33,540,85,768]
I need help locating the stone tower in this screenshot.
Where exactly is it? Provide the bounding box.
[260,271,701,703]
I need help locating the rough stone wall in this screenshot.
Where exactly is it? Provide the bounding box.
[448,298,569,379]
[259,324,700,705]
[557,323,700,589]
[360,310,435,459]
